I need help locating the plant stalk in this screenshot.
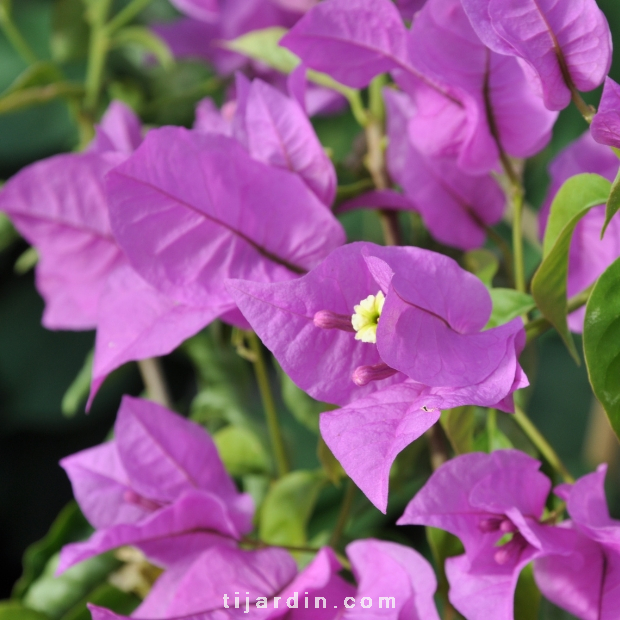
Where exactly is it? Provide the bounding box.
[248,332,289,478]
[329,478,356,548]
[138,358,172,409]
[514,406,574,483]
[0,7,38,65]
[106,0,155,34]
[84,0,113,114]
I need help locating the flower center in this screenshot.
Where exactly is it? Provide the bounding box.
[351,292,385,344]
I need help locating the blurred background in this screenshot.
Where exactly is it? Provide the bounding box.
[2,2,620,618]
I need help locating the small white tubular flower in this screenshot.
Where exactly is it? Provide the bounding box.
[351,291,385,343]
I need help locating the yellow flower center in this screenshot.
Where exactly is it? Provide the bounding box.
[351,291,385,343]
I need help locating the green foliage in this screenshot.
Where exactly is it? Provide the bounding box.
[51,0,89,62]
[22,552,120,620]
[110,26,174,70]
[259,470,325,546]
[473,410,513,452]
[514,564,541,620]
[440,406,476,455]
[532,173,611,362]
[0,211,17,252]
[224,27,298,74]
[602,167,620,238]
[426,526,464,616]
[584,256,620,441]
[0,603,49,620]
[13,502,91,599]
[61,350,93,417]
[214,425,270,477]
[486,289,535,329]
[317,436,346,485]
[14,246,38,274]
[279,368,329,433]
[183,325,254,429]
[463,248,499,288]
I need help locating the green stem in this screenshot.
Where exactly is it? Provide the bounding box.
[137,358,172,409]
[512,187,526,295]
[486,409,497,453]
[0,82,84,115]
[525,283,594,343]
[248,332,289,478]
[106,0,154,33]
[513,406,574,483]
[0,8,38,65]
[84,0,113,113]
[329,479,356,548]
[570,87,595,124]
[335,178,375,203]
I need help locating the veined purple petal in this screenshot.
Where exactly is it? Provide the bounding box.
[408,0,556,174]
[592,77,620,148]
[462,0,612,110]
[90,101,143,155]
[106,128,345,308]
[347,539,440,620]
[169,0,219,23]
[320,383,440,512]
[115,396,250,518]
[58,491,241,574]
[385,89,505,250]
[227,243,426,406]
[280,0,409,88]
[243,79,336,205]
[0,152,127,330]
[60,442,147,529]
[89,266,224,408]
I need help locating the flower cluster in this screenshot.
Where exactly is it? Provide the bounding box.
[2,0,620,618]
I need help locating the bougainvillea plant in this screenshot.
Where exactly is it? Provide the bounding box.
[2,0,620,618]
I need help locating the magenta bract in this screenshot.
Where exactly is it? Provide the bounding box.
[59,397,253,573]
[591,77,620,149]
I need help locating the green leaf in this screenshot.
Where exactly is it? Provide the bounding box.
[602,167,620,239]
[14,246,38,274]
[0,212,18,252]
[51,0,89,62]
[224,27,299,74]
[426,527,464,616]
[584,256,620,441]
[514,563,541,620]
[532,173,611,361]
[279,368,333,433]
[259,470,325,546]
[463,249,499,288]
[183,326,253,428]
[486,289,535,329]
[22,553,120,620]
[473,410,513,453]
[1,62,64,97]
[317,436,345,485]
[0,602,50,620]
[59,583,139,620]
[13,502,91,599]
[213,425,270,477]
[111,27,174,70]
[440,406,476,455]
[61,350,93,417]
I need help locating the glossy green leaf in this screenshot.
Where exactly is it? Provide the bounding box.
[440,406,476,454]
[61,350,93,417]
[463,249,499,288]
[486,289,535,329]
[23,553,120,620]
[514,563,541,620]
[13,502,91,599]
[532,174,611,362]
[111,27,174,70]
[0,602,49,620]
[259,470,325,546]
[602,167,620,239]
[1,62,63,97]
[214,425,270,477]
[584,256,620,441]
[225,27,299,74]
[51,0,89,62]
